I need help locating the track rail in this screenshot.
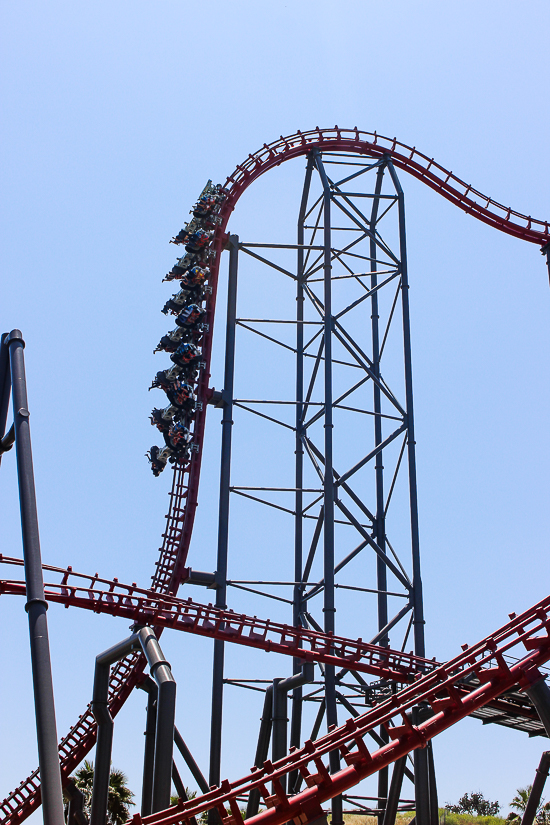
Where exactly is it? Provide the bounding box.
[2,128,548,825]
[0,557,435,682]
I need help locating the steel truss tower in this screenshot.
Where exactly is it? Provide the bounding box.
[210,150,435,825]
[2,128,549,825]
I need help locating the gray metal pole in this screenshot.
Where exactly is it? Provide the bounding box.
[91,634,140,825]
[246,686,273,819]
[381,756,407,825]
[527,679,550,737]
[138,627,176,813]
[64,779,87,825]
[385,160,430,825]
[291,156,315,764]
[140,680,157,816]
[271,678,287,792]
[7,329,65,825]
[314,151,342,825]
[0,333,11,455]
[369,162,391,822]
[521,751,550,825]
[427,741,438,825]
[173,727,210,795]
[384,161,426,660]
[272,664,314,795]
[209,236,239,802]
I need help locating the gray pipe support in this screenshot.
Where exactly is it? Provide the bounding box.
[90,634,140,825]
[526,679,550,738]
[138,677,158,816]
[246,685,274,819]
[137,627,177,813]
[0,333,11,445]
[173,727,210,795]
[521,751,550,825]
[8,329,65,825]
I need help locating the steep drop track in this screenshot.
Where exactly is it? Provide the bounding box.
[1,128,548,825]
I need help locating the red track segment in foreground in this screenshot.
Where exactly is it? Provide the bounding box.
[0,557,434,682]
[1,128,548,825]
[132,592,550,825]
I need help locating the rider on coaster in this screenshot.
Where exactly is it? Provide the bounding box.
[147,445,174,476]
[170,341,201,369]
[175,304,205,328]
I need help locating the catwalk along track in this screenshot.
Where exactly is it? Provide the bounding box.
[1,127,549,825]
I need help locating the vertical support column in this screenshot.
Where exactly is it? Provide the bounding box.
[527,678,550,737]
[381,756,407,825]
[314,151,342,825]
[7,329,64,825]
[271,678,287,793]
[91,634,139,825]
[521,751,550,825]
[141,682,158,817]
[291,155,315,770]
[385,161,426,660]
[0,333,11,457]
[209,236,239,799]
[385,163,429,825]
[427,741,439,825]
[369,162,391,822]
[246,687,273,818]
[138,626,177,813]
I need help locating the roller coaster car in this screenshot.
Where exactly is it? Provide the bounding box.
[150,407,176,432]
[177,363,199,383]
[164,251,211,282]
[153,326,188,353]
[166,379,196,410]
[175,304,205,328]
[184,229,212,254]
[147,445,173,476]
[170,341,201,368]
[160,361,199,384]
[154,335,178,354]
[161,287,194,316]
[170,218,200,246]
[180,265,209,288]
[149,370,171,391]
[166,421,192,455]
[192,195,219,218]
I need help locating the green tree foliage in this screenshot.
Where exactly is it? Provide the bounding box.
[65,760,135,825]
[509,785,550,824]
[447,792,501,817]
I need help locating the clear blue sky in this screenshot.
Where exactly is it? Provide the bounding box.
[1,0,550,819]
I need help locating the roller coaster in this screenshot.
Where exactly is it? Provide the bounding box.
[1,127,550,825]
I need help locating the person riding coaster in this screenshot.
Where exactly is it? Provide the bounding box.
[169,217,200,246]
[175,303,206,328]
[170,341,201,369]
[150,406,176,432]
[184,228,212,254]
[163,361,200,383]
[147,444,174,476]
[180,265,209,288]
[153,334,180,354]
[163,250,212,281]
[166,379,196,411]
[150,365,190,392]
[161,286,192,315]
[161,283,206,315]
[166,420,192,452]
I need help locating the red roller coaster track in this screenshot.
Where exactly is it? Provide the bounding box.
[1,128,549,825]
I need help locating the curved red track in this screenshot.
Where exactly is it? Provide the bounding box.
[1,127,548,825]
